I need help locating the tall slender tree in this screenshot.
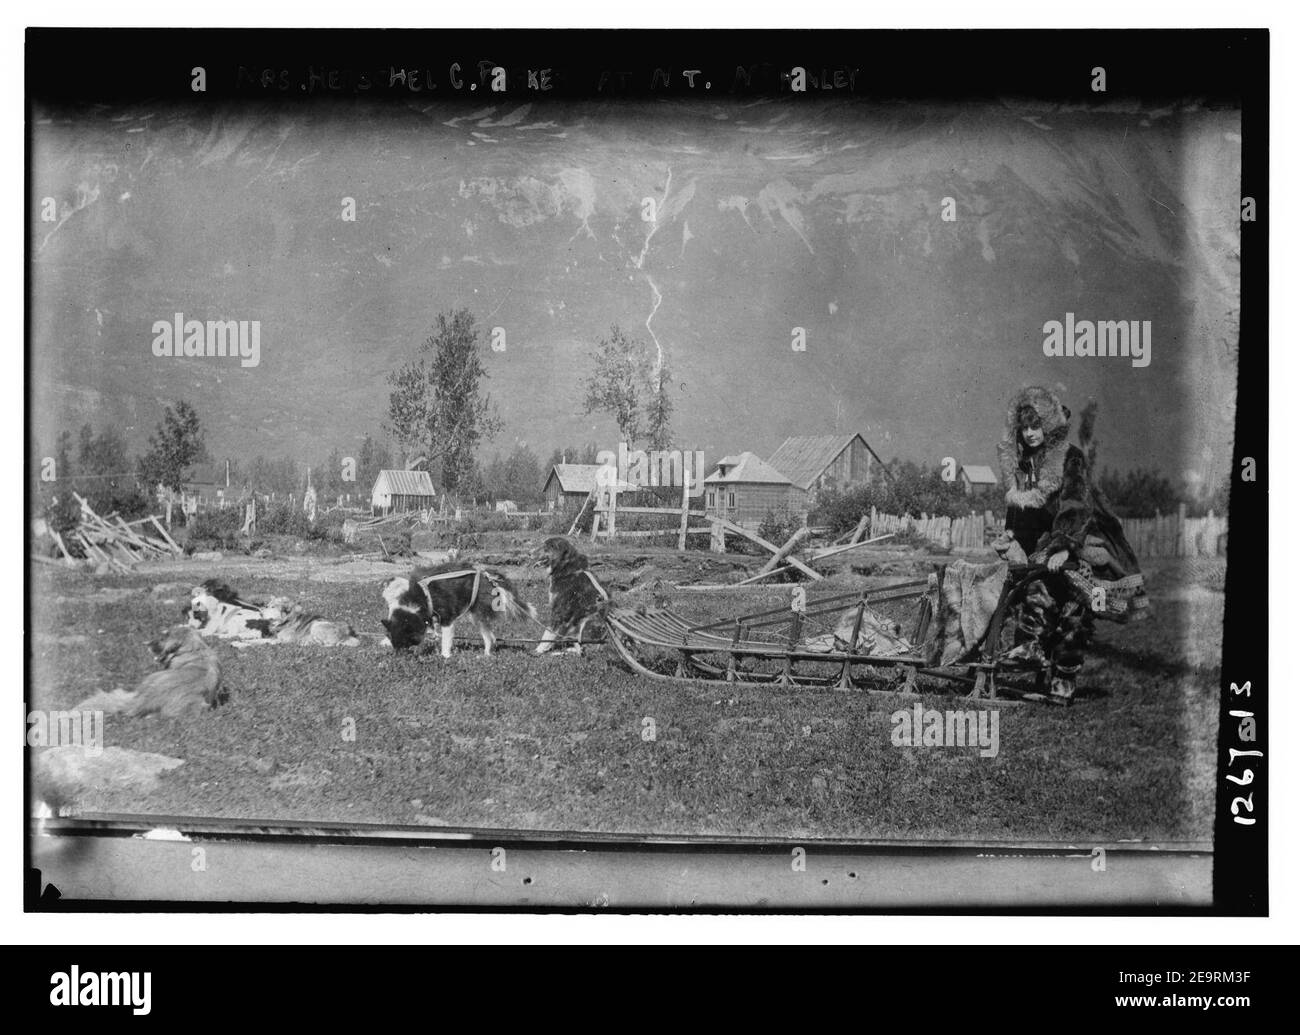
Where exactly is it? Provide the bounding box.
[582,325,651,447]
[385,309,501,495]
[645,359,675,450]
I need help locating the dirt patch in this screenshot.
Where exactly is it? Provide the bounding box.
[34,633,90,646]
[55,587,143,604]
[270,764,333,791]
[34,746,185,807]
[307,559,416,583]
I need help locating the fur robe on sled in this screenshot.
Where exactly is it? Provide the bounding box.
[924,560,1009,666]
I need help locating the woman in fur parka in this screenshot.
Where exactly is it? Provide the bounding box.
[994,386,1144,704]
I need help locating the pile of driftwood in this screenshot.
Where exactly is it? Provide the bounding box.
[37,493,184,573]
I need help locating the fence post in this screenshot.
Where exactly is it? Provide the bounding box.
[677,467,691,551]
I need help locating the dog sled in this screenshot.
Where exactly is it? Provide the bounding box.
[605,564,1139,705]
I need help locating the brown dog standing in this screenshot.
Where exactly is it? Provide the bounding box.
[534,536,610,654]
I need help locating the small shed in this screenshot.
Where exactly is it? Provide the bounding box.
[164,461,231,515]
[371,469,438,516]
[959,464,998,496]
[767,433,887,512]
[541,464,603,510]
[703,453,801,527]
[181,462,228,503]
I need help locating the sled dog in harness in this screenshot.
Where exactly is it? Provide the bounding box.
[534,536,612,655]
[381,562,537,657]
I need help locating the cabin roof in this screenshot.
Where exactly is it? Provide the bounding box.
[372,469,438,496]
[767,433,882,490]
[960,464,998,484]
[704,452,793,485]
[183,463,224,486]
[544,463,603,493]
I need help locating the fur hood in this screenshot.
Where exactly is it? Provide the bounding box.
[996,386,1073,508]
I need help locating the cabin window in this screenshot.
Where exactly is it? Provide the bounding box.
[727,491,736,508]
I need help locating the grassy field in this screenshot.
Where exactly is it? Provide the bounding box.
[27,542,1223,842]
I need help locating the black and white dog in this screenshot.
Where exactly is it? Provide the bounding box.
[381,562,536,656]
[184,579,269,640]
[534,536,610,654]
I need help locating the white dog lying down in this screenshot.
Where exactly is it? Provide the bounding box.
[184,579,269,640]
[231,597,361,648]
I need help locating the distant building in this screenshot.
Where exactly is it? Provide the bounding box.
[370,469,438,516]
[181,462,229,502]
[767,433,887,511]
[541,464,603,510]
[494,500,518,513]
[161,462,232,514]
[703,453,801,527]
[959,464,998,496]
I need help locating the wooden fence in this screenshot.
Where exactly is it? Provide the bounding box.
[867,507,990,550]
[1120,509,1227,559]
[867,505,1227,558]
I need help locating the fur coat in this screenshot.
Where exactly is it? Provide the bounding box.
[996,386,1141,577]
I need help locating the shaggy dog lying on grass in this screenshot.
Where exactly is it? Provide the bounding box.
[231,597,361,648]
[74,625,225,719]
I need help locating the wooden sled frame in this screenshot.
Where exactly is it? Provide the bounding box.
[605,567,1071,705]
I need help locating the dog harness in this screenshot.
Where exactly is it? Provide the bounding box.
[414,568,484,623]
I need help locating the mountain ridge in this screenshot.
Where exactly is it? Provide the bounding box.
[30,98,1240,491]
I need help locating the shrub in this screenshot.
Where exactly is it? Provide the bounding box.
[187,506,245,540]
[545,506,592,535]
[457,510,525,533]
[810,463,977,535]
[753,510,802,553]
[45,494,82,537]
[76,483,154,522]
[186,500,344,549]
[258,501,339,540]
[314,507,353,531]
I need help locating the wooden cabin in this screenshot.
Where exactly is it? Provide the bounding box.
[370,469,438,516]
[541,464,603,510]
[767,433,887,512]
[959,464,998,496]
[702,453,801,527]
